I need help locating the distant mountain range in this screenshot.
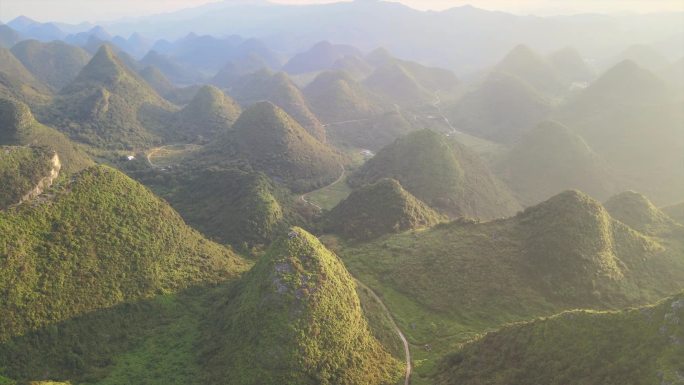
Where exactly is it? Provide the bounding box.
[3,1,683,74]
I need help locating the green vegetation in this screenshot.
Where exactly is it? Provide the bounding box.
[47,45,176,150]
[0,46,51,106]
[547,46,595,83]
[138,66,175,99]
[663,201,684,224]
[364,63,433,107]
[11,40,91,91]
[211,54,270,89]
[435,293,684,385]
[171,85,241,141]
[0,146,57,208]
[447,72,552,143]
[557,60,684,204]
[146,143,202,168]
[349,129,521,219]
[331,55,374,79]
[0,97,92,173]
[225,101,341,192]
[0,165,249,341]
[334,190,684,382]
[230,69,326,142]
[493,44,566,96]
[0,25,22,49]
[325,111,416,151]
[147,167,292,248]
[323,178,445,240]
[304,70,384,123]
[304,173,353,210]
[139,50,198,85]
[604,191,682,235]
[201,227,403,385]
[0,284,231,384]
[365,48,460,98]
[496,121,617,206]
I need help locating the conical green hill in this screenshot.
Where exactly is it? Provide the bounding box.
[0,97,92,173]
[0,165,249,341]
[51,45,176,149]
[202,227,403,385]
[349,129,521,219]
[323,178,445,240]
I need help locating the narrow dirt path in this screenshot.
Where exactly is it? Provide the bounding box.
[299,162,346,211]
[146,146,165,168]
[355,278,412,385]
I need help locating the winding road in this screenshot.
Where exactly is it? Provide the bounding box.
[299,162,346,211]
[355,278,412,385]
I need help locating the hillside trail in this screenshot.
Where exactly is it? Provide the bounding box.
[146,146,165,168]
[354,278,412,385]
[299,162,346,211]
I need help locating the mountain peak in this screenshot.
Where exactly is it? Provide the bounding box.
[0,97,34,135]
[202,226,402,384]
[324,178,445,240]
[350,129,521,219]
[173,85,241,140]
[604,191,678,234]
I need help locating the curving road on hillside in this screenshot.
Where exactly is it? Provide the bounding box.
[299,162,346,211]
[354,278,412,385]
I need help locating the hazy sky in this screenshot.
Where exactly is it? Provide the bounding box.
[1,0,683,23]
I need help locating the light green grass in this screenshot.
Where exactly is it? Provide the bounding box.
[306,175,353,210]
[147,144,202,168]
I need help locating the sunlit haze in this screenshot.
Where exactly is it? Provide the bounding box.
[1,0,683,23]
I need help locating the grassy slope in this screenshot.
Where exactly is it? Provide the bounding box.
[663,201,684,224]
[48,45,175,150]
[171,85,241,142]
[0,146,55,208]
[493,44,566,96]
[556,60,684,204]
[228,101,341,192]
[0,98,92,174]
[201,227,403,385]
[11,40,91,91]
[0,46,52,107]
[435,293,684,385]
[333,190,684,383]
[496,121,618,206]
[0,165,249,342]
[304,70,384,123]
[447,72,552,144]
[151,167,290,248]
[230,69,326,142]
[349,129,520,219]
[323,178,445,240]
[605,191,682,236]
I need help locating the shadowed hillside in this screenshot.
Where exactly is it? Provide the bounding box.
[230,69,326,142]
[0,165,249,342]
[0,146,58,209]
[202,227,403,385]
[0,97,92,173]
[0,46,52,106]
[496,121,618,205]
[323,178,445,240]
[557,60,684,203]
[171,85,241,141]
[447,72,552,143]
[349,129,521,219]
[11,40,91,91]
[227,102,340,192]
[48,45,176,149]
[436,293,684,385]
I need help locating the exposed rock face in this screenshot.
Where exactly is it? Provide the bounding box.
[19,152,60,205]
